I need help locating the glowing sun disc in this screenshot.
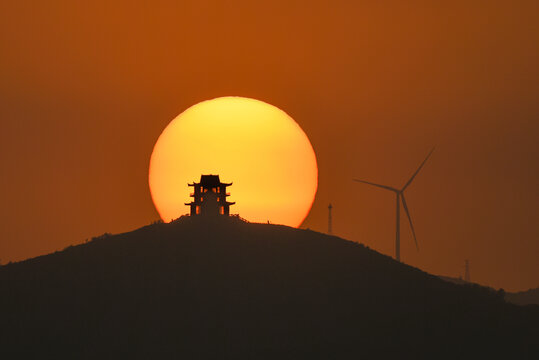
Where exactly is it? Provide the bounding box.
[148,96,318,227]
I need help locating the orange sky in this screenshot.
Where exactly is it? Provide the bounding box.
[1,1,538,291]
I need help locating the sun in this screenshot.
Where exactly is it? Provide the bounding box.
[148,96,318,227]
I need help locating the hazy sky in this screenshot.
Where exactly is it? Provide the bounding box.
[1,1,538,291]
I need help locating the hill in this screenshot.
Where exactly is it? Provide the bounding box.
[438,275,539,307]
[506,287,539,306]
[438,275,470,286]
[0,216,537,359]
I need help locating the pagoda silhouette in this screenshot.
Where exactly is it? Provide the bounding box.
[185,175,235,216]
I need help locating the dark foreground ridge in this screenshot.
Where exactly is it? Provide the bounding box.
[1,216,537,359]
[506,287,539,306]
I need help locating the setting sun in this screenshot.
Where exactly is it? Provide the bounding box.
[148,96,318,226]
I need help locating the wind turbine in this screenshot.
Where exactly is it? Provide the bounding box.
[353,148,434,262]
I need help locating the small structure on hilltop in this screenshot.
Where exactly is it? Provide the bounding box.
[185,175,235,216]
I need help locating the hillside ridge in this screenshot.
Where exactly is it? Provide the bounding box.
[0,216,537,358]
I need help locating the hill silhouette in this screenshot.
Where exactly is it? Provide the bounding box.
[506,287,539,306]
[0,216,537,359]
[438,275,539,307]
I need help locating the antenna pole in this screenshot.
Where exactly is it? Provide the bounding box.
[328,203,333,235]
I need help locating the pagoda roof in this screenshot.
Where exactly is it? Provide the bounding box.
[188,174,232,187]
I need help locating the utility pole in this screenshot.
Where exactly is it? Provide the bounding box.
[465,259,470,282]
[328,203,333,235]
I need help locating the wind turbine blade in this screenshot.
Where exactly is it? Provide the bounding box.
[402,147,435,191]
[401,194,419,251]
[353,179,398,192]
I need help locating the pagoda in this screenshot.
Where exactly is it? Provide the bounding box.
[185,175,235,216]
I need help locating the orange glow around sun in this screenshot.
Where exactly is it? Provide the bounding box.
[148,96,318,227]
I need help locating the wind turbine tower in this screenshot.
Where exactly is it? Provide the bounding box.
[353,148,434,262]
[328,203,333,235]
